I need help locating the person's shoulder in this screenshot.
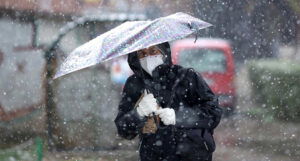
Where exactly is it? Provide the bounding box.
[124,74,144,89]
[173,65,197,76]
[126,74,136,82]
[123,74,144,97]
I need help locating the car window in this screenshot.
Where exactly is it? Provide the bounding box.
[178,48,227,73]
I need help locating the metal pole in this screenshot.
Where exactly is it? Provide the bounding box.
[35,137,43,161]
[44,49,57,151]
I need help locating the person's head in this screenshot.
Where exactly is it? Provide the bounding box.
[137,45,165,76]
[127,42,172,78]
[137,46,164,59]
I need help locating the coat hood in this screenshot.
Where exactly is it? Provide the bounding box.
[127,42,172,79]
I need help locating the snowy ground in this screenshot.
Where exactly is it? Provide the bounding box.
[40,113,300,161]
[213,114,300,161]
[40,113,299,161]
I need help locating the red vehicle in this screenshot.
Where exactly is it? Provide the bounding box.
[171,38,236,113]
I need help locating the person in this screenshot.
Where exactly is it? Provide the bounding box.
[114,42,222,161]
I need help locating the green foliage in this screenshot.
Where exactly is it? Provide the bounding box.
[287,0,300,14]
[248,59,300,122]
[245,107,275,123]
[0,143,36,161]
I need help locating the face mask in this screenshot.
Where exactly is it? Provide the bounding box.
[139,55,164,76]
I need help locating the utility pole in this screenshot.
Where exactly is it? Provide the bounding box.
[296,16,300,60]
[44,47,57,151]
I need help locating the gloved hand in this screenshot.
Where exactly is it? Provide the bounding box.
[155,108,176,125]
[136,90,159,117]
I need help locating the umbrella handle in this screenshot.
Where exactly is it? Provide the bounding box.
[144,88,161,129]
[141,88,162,132]
[144,89,150,94]
[153,112,160,129]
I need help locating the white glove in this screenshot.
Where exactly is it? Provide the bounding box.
[136,90,159,117]
[155,108,176,125]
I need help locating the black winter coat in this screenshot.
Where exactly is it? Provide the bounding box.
[114,43,222,161]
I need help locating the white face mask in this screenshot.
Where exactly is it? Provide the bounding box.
[139,55,164,76]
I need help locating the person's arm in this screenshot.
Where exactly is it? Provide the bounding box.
[175,69,223,130]
[114,76,147,140]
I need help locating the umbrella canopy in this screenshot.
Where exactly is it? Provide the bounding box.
[54,12,212,79]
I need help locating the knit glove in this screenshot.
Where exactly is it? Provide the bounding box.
[155,108,176,125]
[136,91,159,117]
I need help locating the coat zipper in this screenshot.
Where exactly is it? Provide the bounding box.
[138,137,144,152]
[204,141,209,151]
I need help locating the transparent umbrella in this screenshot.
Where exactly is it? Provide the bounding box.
[54,12,212,79]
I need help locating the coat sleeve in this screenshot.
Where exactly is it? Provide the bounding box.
[175,69,223,130]
[114,76,147,140]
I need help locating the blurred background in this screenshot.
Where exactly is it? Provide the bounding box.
[0,0,299,161]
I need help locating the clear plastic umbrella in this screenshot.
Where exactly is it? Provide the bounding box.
[54,12,212,79]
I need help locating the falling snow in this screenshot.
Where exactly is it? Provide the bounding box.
[0,0,299,161]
